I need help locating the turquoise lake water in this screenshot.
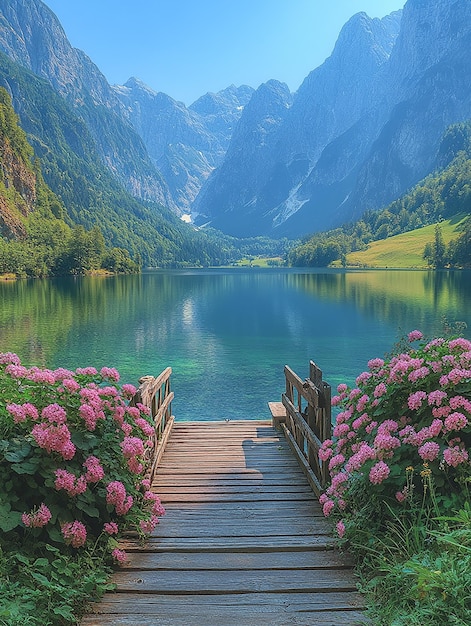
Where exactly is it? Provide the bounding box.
[1,268,470,421]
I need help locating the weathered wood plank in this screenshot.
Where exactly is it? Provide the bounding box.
[86,590,364,611]
[109,568,359,594]
[119,534,335,551]
[82,420,365,625]
[126,517,336,539]
[118,549,354,571]
[83,610,369,626]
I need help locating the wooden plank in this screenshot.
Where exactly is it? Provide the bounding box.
[86,590,364,610]
[109,568,358,594]
[119,535,335,552]
[83,610,369,626]
[119,549,354,571]
[155,484,314,494]
[82,420,365,625]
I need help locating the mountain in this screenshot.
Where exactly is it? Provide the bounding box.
[1,0,470,248]
[0,0,176,208]
[195,0,471,238]
[113,79,253,214]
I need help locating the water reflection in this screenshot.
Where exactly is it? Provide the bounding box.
[0,269,469,421]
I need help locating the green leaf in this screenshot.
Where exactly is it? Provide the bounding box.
[75,499,100,518]
[30,571,50,586]
[3,439,32,463]
[71,430,99,451]
[11,458,40,474]
[0,503,22,532]
[53,605,75,619]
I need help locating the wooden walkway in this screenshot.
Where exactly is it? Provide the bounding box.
[82,420,367,625]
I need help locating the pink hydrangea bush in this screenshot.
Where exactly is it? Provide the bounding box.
[319,332,471,539]
[0,353,165,561]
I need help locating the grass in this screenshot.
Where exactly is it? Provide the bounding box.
[228,256,284,268]
[337,216,467,269]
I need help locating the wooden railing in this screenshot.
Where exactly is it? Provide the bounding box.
[130,367,174,481]
[269,361,331,497]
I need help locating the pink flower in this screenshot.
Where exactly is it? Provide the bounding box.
[103,522,119,535]
[99,386,120,400]
[368,358,385,370]
[443,445,469,467]
[427,390,447,406]
[449,338,471,352]
[336,520,346,538]
[134,417,154,437]
[374,433,401,451]
[449,395,471,412]
[76,367,97,376]
[322,499,335,516]
[28,369,55,384]
[54,469,87,496]
[373,383,387,398]
[83,456,105,483]
[53,368,76,381]
[41,403,67,425]
[318,445,333,461]
[120,436,145,459]
[6,404,27,423]
[0,352,21,365]
[22,503,52,528]
[333,423,349,437]
[395,490,407,503]
[62,378,80,392]
[356,371,372,386]
[100,366,120,381]
[418,441,440,461]
[140,515,160,534]
[345,443,376,472]
[31,422,76,460]
[408,330,423,342]
[112,548,127,564]
[5,364,28,378]
[122,383,137,398]
[61,521,87,548]
[369,461,390,485]
[444,412,468,432]
[127,457,144,474]
[408,367,430,383]
[328,454,345,470]
[106,481,127,507]
[408,391,427,410]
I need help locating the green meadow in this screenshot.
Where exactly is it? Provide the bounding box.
[341,216,467,269]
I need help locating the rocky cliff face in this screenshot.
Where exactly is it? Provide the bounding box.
[0,0,173,207]
[194,10,402,236]
[0,87,37,238]
[113,79,253,213]
[195,0,471,238]
[193,80,293,235]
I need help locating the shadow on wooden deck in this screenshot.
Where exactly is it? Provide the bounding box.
[81,420,368,626]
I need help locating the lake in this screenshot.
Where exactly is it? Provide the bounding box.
[1,268,470,421]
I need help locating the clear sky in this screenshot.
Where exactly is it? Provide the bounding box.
[43,0,405,106]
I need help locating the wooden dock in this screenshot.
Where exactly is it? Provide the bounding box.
[82,420,367,625]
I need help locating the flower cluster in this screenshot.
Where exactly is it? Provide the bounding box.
[0,353,165,563]
[320,332,471,536]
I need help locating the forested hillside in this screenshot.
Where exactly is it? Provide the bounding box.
[0,87,140,276]
[289,121,471,267]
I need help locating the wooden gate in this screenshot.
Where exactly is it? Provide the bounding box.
[269,361,332,496]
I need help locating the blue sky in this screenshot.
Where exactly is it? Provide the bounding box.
[43,0,405,106]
